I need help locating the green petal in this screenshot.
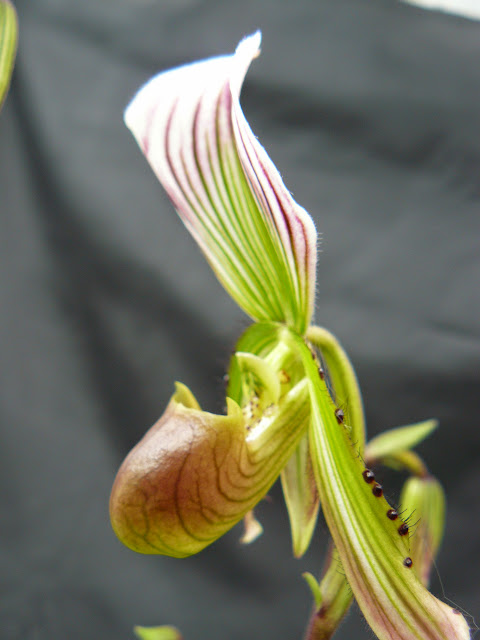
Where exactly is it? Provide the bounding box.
[287,331,470,640]
[124,33,317,333]
[400,476,446,587]
[280,431,319,558]
[365,420,438,464]
[0,0,17,110]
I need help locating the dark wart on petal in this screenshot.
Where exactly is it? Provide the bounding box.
[386,508,398,520]
[362,469,375,483]
[335,408,344,424]
[398,523,409,536]
[372,483,383,497]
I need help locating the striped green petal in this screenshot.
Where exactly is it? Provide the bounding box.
[287,331,471,640]
[0,0,17,110]
[280,430,319,558]
[124,32,317,334]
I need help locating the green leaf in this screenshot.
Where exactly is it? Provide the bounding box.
[365,419,438,463]
[0,0,17,110]
[134,626,182,640]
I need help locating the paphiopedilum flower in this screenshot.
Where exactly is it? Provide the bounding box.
[113,33,471,640]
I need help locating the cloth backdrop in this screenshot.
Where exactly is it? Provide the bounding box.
[1,1,479,639]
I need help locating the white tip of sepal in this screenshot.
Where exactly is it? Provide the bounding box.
[402,0,480,20]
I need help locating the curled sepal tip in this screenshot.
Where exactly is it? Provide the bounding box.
[110,376,309,557]
[124,32,317,333]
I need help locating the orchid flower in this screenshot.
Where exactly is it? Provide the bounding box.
[111,33,470,640]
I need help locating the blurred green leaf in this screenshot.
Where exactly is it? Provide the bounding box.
[0,0,17,110]
[134,625,182,640]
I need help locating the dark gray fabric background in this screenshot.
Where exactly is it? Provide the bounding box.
[1,1,479,639]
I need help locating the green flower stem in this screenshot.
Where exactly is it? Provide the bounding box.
[288,330,470,640]
[303,543,353,640]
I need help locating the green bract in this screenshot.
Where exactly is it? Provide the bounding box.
[114,33,471,640]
